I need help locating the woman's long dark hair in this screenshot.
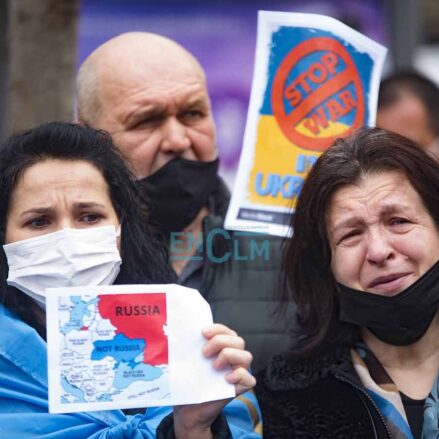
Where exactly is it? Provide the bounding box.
[0,122,174,335]
[281,127,439,357]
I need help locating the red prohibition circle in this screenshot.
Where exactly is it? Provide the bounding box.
[271,36,365,151]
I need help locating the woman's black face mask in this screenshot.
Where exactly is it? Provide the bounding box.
[338,260,439,346]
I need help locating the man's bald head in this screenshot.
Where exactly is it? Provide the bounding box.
[76,32,206,125]
[75,32,217,179]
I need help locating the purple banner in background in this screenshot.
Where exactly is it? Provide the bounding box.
[78,0,387,186]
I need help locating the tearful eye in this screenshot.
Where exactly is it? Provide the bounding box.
[391,217,408,224]
[338,230,361,245]
[389,217,411,228]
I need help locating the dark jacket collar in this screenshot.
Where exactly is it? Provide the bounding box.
[262,345,356,391]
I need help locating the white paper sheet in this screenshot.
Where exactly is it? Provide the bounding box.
[46,284,235,413]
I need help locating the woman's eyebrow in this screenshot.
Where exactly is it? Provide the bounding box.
[329,203,413,235]
[73,202,107,209]
[19,202,107,218]
[380,203,410,215]
[19,206,52,218]
[329,217,363,236]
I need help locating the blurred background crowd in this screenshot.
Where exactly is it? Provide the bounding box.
[0,0,438,184]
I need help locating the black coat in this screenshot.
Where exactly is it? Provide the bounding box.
[256,347,393,438]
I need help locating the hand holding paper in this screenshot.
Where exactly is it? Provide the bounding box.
[46,284,255,415]
[173,323,256,438]
[203,323,254,396]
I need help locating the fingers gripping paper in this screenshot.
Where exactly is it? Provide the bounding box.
[225,11,387,237]
[46,284,235,413]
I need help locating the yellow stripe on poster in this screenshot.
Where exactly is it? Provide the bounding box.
[247,114,349,207]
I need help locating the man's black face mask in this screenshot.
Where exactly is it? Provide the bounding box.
[137,157,219,236]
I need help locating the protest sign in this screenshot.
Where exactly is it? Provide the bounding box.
[46,284,234,413]
[225,11,387,236]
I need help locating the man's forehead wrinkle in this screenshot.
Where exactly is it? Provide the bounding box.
[114,81,209,125]
[97,56,206,109]
[89,36,208,125]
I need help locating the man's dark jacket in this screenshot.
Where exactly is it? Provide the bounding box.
[183,179,297,373]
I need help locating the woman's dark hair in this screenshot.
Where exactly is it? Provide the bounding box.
[0,122,174,334]
[282,127,439,356]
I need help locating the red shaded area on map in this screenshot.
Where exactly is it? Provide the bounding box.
[98,293,168,365]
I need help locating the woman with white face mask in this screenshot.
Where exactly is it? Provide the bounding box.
[257,128,439,439]
[0,122,257,438]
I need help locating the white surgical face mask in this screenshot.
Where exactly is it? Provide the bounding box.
[3,225,122,307]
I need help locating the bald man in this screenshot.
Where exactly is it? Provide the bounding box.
[77,32,296,373]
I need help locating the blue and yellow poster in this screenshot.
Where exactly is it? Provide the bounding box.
[225,11,387,236]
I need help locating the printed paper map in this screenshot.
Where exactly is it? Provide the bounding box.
[58,293,169,406]
[47,284,235,414]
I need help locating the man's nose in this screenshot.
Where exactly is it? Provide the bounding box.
[366,230,394,265]
[160,117,191,153]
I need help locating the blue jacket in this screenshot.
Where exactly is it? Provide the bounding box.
[0,304,261,438]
